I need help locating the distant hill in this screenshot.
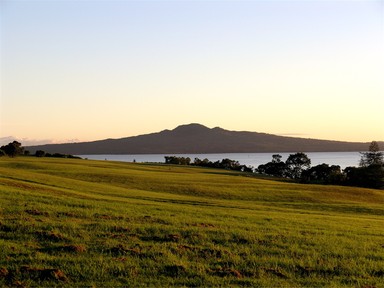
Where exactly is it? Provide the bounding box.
[26,123,378,155]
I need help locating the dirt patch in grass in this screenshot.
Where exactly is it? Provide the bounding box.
[111,226,130,232]
[209,267,243,278]
[62,244,87,253]
[199,248,232,259]
[40,244,87,254]
[171,244,198,256]
[56,211,79,218]
[140,233,181,243]
[25,209,49,216]
[192,223,215,228]
[177,244,197,251]
[36,231,67,242]
[231,236,249,244]
[162,265,187,277]
[167,234,181,242]
[0,267,9,278]
[109,244,141,256]
[264,267,289,279]
[1,266,68,285]
[19,266,68,282]
[136,216,171,225]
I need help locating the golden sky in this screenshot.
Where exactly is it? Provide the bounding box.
[1,0,383,144]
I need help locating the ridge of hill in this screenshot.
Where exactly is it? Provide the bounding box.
[26,123,376,154]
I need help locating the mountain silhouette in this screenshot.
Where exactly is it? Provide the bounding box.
[26,123,375,155]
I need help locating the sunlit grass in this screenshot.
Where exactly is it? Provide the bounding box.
[0,157,383,287]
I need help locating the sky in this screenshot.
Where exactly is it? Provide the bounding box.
[1,0,383,145]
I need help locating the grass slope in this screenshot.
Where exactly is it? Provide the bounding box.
[0,157,384,287]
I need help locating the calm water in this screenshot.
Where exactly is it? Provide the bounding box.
[78,152,362,169]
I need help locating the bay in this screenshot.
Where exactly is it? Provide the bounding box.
[78,152,361,169]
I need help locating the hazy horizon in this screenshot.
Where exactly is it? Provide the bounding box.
[1,0,383,143]
[1,123,383,147]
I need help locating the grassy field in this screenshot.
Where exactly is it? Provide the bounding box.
[0,157,384,287]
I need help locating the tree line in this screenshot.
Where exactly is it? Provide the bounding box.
[165,156,253,172]
[165,141,384,189]
[0,141,80,159]
[257,142,383,189]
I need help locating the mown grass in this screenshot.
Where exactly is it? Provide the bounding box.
[0,157,384,287]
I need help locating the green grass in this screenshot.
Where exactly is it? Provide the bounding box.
[0,157,384,287]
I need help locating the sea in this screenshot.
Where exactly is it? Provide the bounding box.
[78,152,363,169]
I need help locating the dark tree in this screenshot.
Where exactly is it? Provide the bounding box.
[164,156,191,165]
[220,158,241,170]
[285,152,311,179]
[257,154,287,177]
[272,154,282,163]
[164,156,179,164]
[192,157,251,172]
[344,165,384,189]
[240,165,254,173]
[301,164,343,184]
[343,141,384,189]
[35,150,46,157]
[194,158,211,167]
[360,141,384,167]
[0,141,24,157]
[257,162,286,177]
